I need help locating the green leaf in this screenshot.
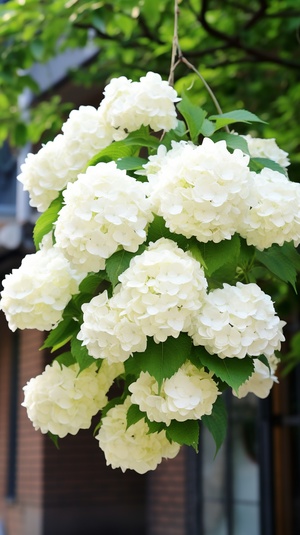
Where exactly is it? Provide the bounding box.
[33,193,63,250]
[87,127,159,168]
[106,247,144,287]
[136,334,192,390]
[257,354,271,370]
[70,336,97,372]
[87,140,135,167]
[145,418,167,434]
[166,419,199,451]
[193,234,240,277]
[200,118,215,137]
[48,431,59,449]
[249,157,287,175]
[13,122,28,146]
[196,348,254,393]
[116,156,147,171]
[40,317,78,352]
[177,92,207,142]
[256,244,299,291]
[126,403,145,429]
[54,351,76,368]
[30,39,44,61]
[146,215,188,250]
[187,240,208,270]
[210,109,267,130]
[212,132,250,155]
[78,272,106,294]
[202,396,227,455]
[161,120,188,149]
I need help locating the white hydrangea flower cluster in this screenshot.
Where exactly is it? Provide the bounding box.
[189,282,285,359]
[146,138,251,243]
[129,362,219,426]
[77,237,208,360]
[234,354,279,399]
[99,72,179,134]
[17,135,76,212]
[4,71,296,473]
[0,245,82,331]
[18,108,117,213]
[77,290,147,364]
[95,397,180,474]
[242,134,290,168]
[54,161,153,274]
[18,72,179,212]
[22,360,123,438]
[238,167,300,250]
[117,238,208,342]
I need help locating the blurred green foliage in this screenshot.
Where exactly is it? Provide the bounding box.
[0,0,299,172]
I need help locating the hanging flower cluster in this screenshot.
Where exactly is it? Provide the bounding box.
[1,71,299,473]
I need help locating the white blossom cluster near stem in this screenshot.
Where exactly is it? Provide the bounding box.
[54,161,153,274]
[77,290,148,364]
[78,238,208,360]
[116,238,208,342]
[95,397,180,474]
[242,134,290,168]
[238,168,300,249]
[99,72,180,134]
[0,244,82,331]
[22,361,123,438]
[146,138,251,243]
[1,71,297,473]
[129,362,219,425]
[189,282,285,359]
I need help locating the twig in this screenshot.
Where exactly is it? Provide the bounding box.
[168,0,228,129]
[168,0,182,86]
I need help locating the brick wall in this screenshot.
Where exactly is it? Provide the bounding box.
[146,448,187,535]
[42,423,147,535]
[0,314,12,512]
[0,323,45,535]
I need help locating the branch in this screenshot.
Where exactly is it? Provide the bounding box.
[243,0,267,30]
[168,0,182,86]
[198,0,300,70]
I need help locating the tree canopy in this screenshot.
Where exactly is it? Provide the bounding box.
[0,0,300,175]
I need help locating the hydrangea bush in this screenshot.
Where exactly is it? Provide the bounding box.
[1,71,300,474]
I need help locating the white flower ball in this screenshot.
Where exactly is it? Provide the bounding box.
[99,72,179,134]
[117,238,208,342]
[189,282,285,359]
[147,138,251,243]
[54,161,153,273]
[234,354,279,399]
[22,360,123,438]
[17,135,76,212]
[96,397,180,473]
[18,105,116,213]
[242,134,290,168]
[129,362,219,426]
[62,105,116,167]
[238,168,300,249]
[0,246,82,331]
[77,291,147,364]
